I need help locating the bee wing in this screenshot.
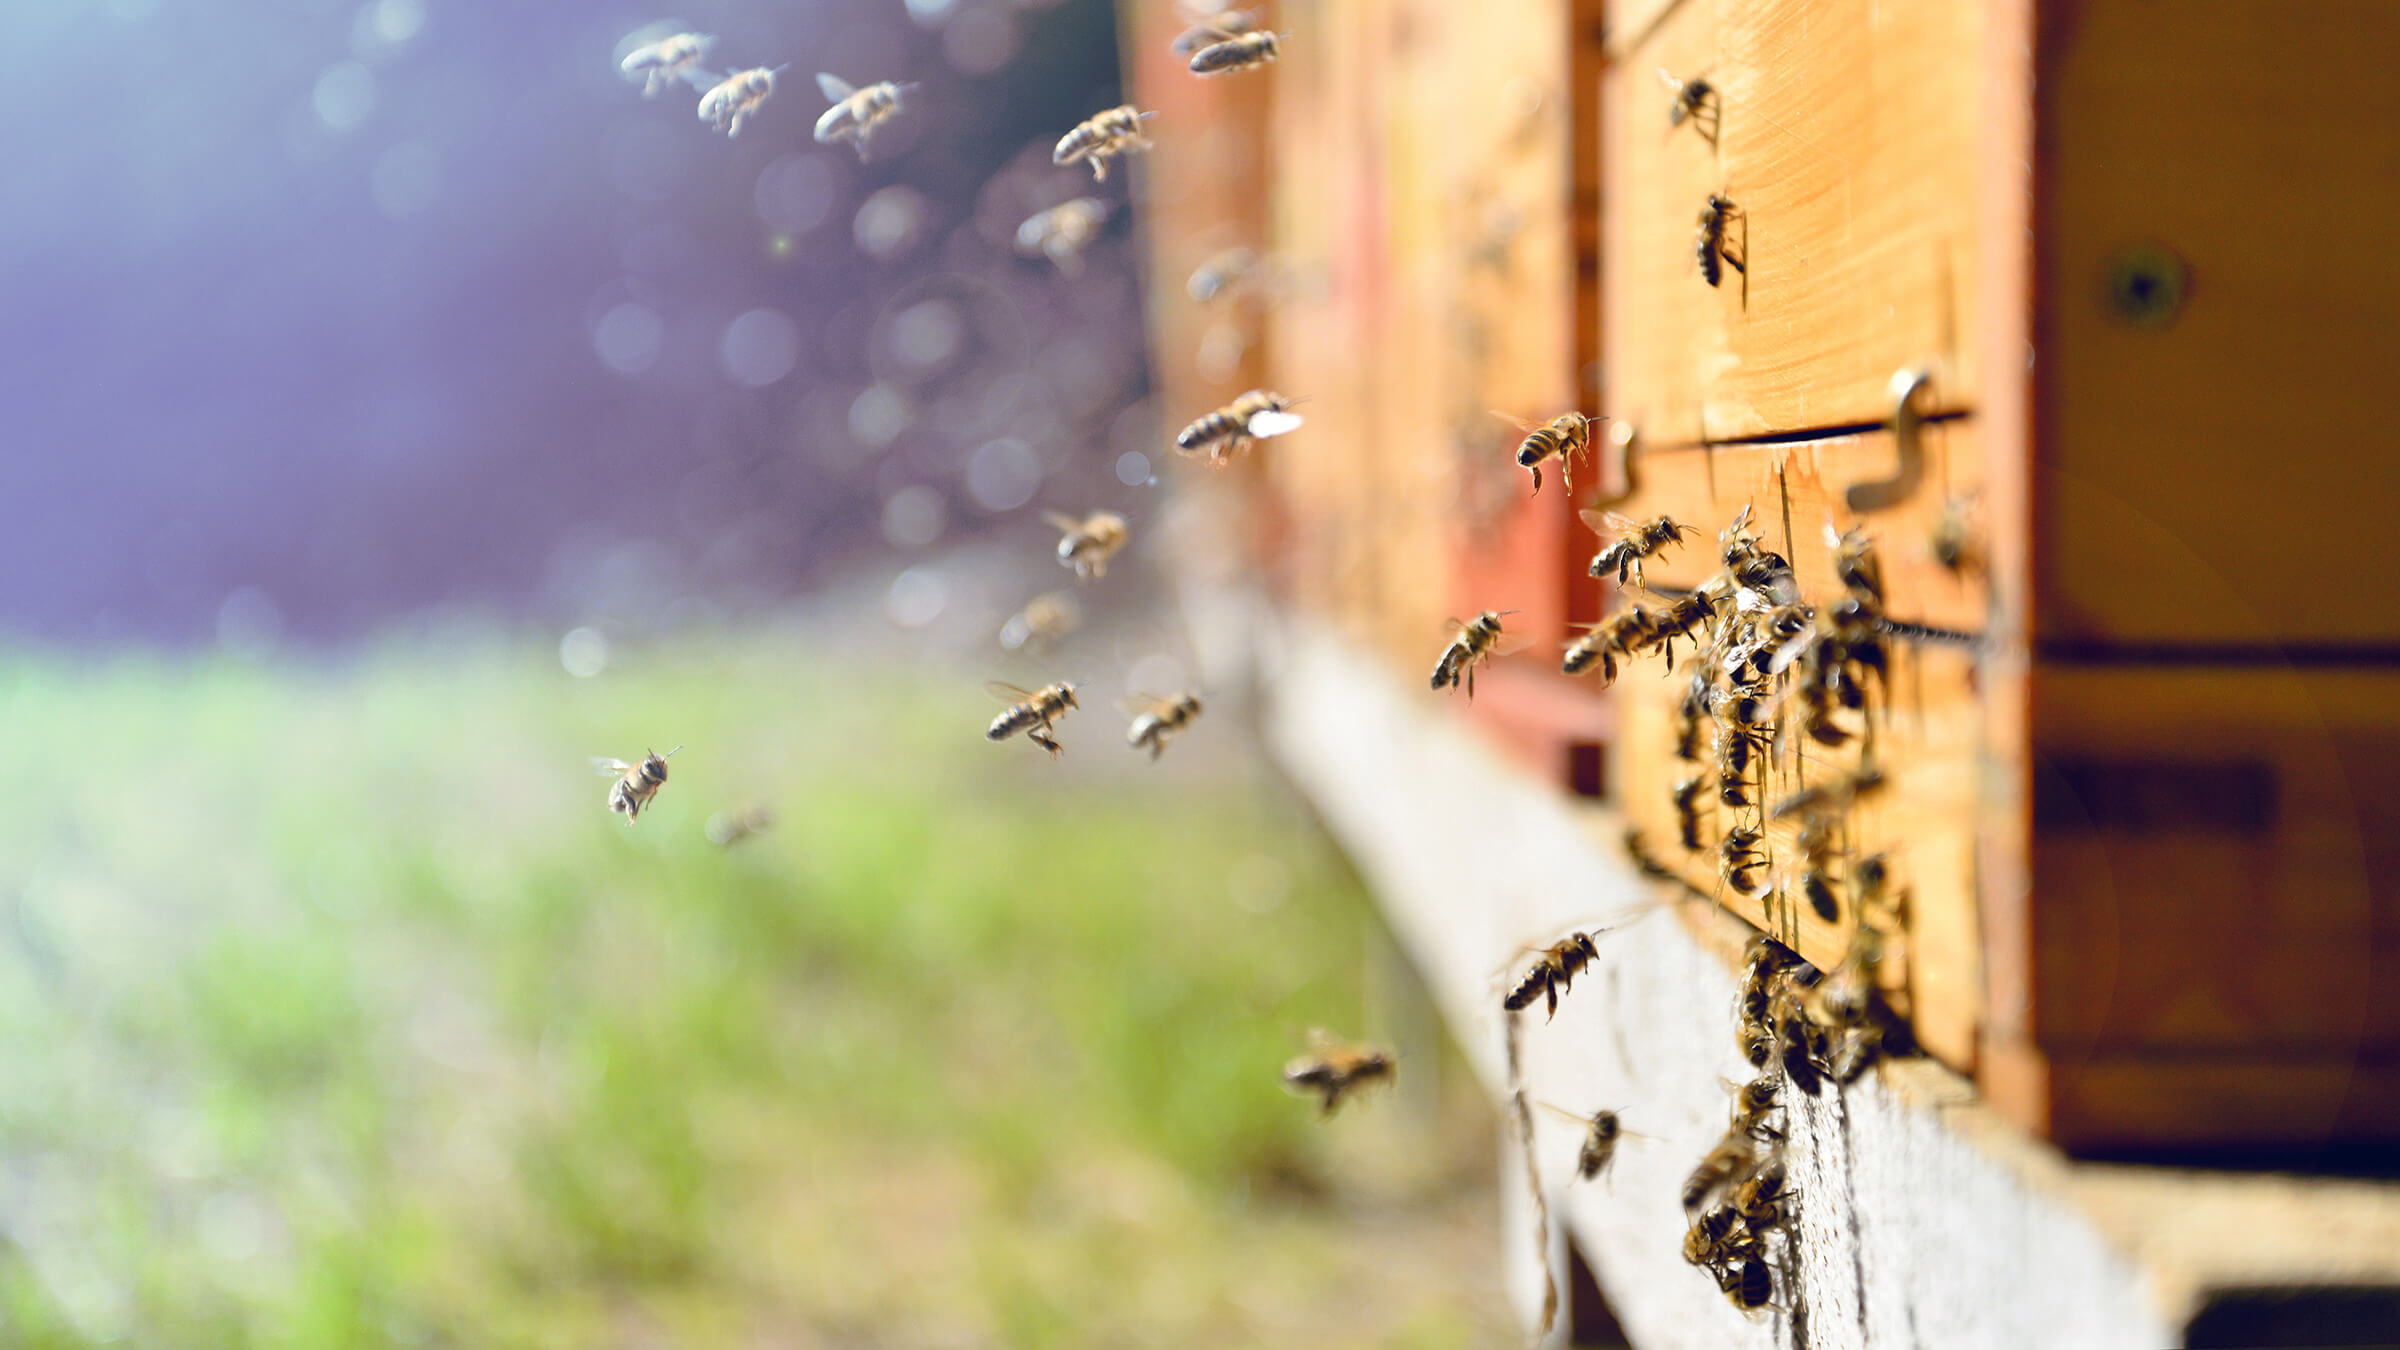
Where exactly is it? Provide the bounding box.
[1244,409,1304,438]
[984,680,1037,702]
[593,757,634,776]
[1117,692,1173,715]
[815,72,857,100]
[677,65,721,92]
[1536,1100,1592,1125]
[1442,616,1472,633]
[1598,510,1644,533]
[1490,632,1537,657]
[1041,510,1085,533]
[1489,408,1539,433]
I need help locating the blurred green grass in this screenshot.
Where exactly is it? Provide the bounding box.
[0,630,1502,1347]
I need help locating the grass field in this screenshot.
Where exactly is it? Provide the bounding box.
[0,625,1506,1347]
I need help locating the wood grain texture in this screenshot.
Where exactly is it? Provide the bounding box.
[2036,1,2400,645]
[1592,426,1990,1069]
[1602,0,1982,447]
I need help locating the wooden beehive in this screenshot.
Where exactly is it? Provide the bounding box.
[1126,0,2400,1156]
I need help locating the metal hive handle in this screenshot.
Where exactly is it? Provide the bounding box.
[1846,368,1932,513]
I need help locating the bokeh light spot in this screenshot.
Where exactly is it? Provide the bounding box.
[885,566,948,627]
[720,309,799,388]
[1116,450,1153,486]
[755,153,835,234]
[888,298,964,374]
[559,627,610,677]
[943,8,1019,75]
[313,62,377,134]
[964,438,1041,512]
[854,186,928,261]
[593,302,665,376]
[881,486,948,549]
[849,384,911,448]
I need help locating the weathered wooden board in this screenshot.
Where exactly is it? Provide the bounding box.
[1602,0,1983,447]
[2036,1,2400,646]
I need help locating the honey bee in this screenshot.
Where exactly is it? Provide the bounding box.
[1932,493,1983,574]
[1794,817,1842,924]
[1684,1201,1761,1268]
[1771,766,1887,822]
[1623,827,1681,884]
[1643,588,1720,665]
[1672,772,1708,850]
[1186,246,1261,303]
[1016,198,1111,275]
[1189,28,1282,75]
[1673,665,1711,762]
[1054,104,1157,182]
[1560,606,1654,684]
[1719,506,1797,604]
[1539,1104,1641,1183]
[985,681,1080,757]
[1171,2,1263,55]
[1774,992,1827,1095]
[811,73,914,157]
[1043,510,1129,580]
[1720,826,1767,895]
[1696,192,1746,288]
[1504,930,1602,1020]
[1174,390,1305,464]
[1738,1019,1778,1070]
[1829,523,1885,604]
[1584,511,1699,587]
[1683,1136,1757,1215]
[1499,412,1597,496]
[697,65,790,137]
[1432,610,1530,699]
[1282,1031,1396,1117]
[1735,1158,1793,1230]
[620,32,716,98]
[1718,1255,1775,1312]
[1122,691,1203,760]
[1658,67,1720,144]
[704,805,773,847]
[594,747,681,823]
[1000,591,1080,652]
[1730,1075,1783,1143]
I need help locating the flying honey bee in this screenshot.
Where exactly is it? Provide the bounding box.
[985,681,1080,757]
[1016,197,1111,275]
[1171,2,1263,55]
[1829,523,1885,604]
[1931,493,1983,574]
[620,32,716,98]
[1431,610,1530,699]
[1282,1030,1396,1117]
[1174,389,1304,464]
[698,65,790,137]
[1539,1104,1645,1183]
[1644,588,1720,665]
[812,73,915,157]
[704,805,773,847]
[1497,411,1598,495]
[1560,606,1655,684]
[594,746,681,823]
[1186,246,1262,303]
[1054,104,1157,182]
[1696,192,1746,288]
[1682,1135,1757,1214]
[1189,28,1282,75]
[1043,510,1129,580]
[1504,930,1601,1020]
[1000,591,1080,652]
[1584,511,1700,587]
[1658,67,1720,144]
[1122,692,1203,760]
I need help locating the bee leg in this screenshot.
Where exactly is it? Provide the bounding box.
[1528,463,1543,496]
[1465,662,1477,700]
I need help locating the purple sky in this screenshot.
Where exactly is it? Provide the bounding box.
[2,0,1145,645]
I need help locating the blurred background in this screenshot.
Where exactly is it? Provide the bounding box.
[0,0,1512,1344]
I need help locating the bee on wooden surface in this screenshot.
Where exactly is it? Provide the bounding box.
[1623,828,1680,884]
[985,680,1080,757]
[1644,587,1720,665]
[811,73,914,157]
[1043,510,1129,581]
[620,32,716,98]
[1500,412,1597,496]
[1719,506,1797,604]
[1282,1031,1395,1117]
[1721,826,1767,895]
[697,65,790,138]
[1672,665,1712,762]
[1122,691,1203,760]
[1171,3,1263,55]
[1175,389,1305,464]
[1684,1135,1758,1214]
[1000,591,1080,652]
[1829,523,1885,604]
[1932,493,1983,574]
[1584,511,1699,586]
[1016,198,1111,275]
[1793,817,1842,924]
[1432,610,1529,699]
[1774,992,1827,1095]
[1683,1201,1761,1270]
[1735,1157,1793,1231]
[1696,192,1746,288]
[1505,931,1602,1020]
[1717,1256,1775,1312]
[1186,246,1261,303]
[704,805,773,848]
[1738,1019,1778,1071]
[1730,1074,1783,1143]
[1672,772,1708,850]
[1658,67,1720,145]
[1054,104,1157,182]
[1189,28,1282,76]
[595,747,680,823]
[1772,767,1887,822]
